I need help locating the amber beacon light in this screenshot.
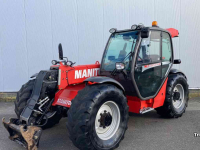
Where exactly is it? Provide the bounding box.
[152,21,158,26]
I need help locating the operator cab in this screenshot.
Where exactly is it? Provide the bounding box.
[100,21,174,100]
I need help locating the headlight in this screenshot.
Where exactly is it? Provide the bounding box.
[52,60,57,65]
[109,28,117,33]
[131,24,137,30]
[66,61,72,66]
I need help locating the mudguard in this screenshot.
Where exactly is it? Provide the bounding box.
[169,68,187,80]
[84,76,125,92]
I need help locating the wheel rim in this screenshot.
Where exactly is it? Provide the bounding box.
[95,101,120,140]
[172,84,184,109]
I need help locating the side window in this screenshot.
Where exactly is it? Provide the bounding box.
[135,31,162,98]
[162,32,172,62]
[161,32,172,78]
[137,31,161,64]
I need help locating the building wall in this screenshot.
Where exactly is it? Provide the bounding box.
[0,0,199,91]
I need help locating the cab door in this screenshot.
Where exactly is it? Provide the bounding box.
[134,31,162,98]
[134,31,173,99]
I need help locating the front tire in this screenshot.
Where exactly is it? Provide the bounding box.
[67,84,129,150]
[15,79,62,129]
[156,73,189,118]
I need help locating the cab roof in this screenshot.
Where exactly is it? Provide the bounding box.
[114,26,179,38]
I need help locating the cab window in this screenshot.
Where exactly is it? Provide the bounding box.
[162,32,172,62]
[101,31,138,71]
[161,32,172,78]
[137,31,161,64]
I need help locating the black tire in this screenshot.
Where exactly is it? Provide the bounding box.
[14,79,62,129]
[67,84,129,150]
[156,73,189,118]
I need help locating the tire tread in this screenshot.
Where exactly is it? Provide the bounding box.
[67,84,129,150]
[156,73,189,118]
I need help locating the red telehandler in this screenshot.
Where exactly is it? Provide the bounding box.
[3,21,188,150]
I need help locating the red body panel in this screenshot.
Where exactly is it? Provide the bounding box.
[127,78,168,113]
[58,61,100,89]
[166,28,179,38]
[153,78,168,108]
[127,97,153,113]
[52,83,85,107]
[53,65,168,113]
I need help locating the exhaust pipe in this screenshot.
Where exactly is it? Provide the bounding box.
[2,118,42,150]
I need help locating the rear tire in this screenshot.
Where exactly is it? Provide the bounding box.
[67,84,129,150]
[15,79,62,129]
[156,73,189,118]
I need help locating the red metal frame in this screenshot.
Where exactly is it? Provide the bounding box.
[53,61,100,107]
[52,83,85,107]
[53,60,168,114]
[166,28,179,38]
[58,61,100,89]
[127,78,168,113]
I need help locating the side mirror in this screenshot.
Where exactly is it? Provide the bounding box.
[141,27,150,38]
[174,59,181,64]
[58,43,63,60]
[116,62,125,70]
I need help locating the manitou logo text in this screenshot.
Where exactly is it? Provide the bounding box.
[57,99,71,106]
[75,68,100,79]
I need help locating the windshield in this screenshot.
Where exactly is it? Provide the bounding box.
[101,31,139,71]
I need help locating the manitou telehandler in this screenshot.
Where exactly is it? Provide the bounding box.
[3,21,188,150]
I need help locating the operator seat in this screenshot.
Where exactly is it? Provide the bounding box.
[118,43,127,61]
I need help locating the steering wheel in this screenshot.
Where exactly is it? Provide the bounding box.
[137,55,143,62]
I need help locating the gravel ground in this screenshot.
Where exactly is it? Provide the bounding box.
[0,98,200,150]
